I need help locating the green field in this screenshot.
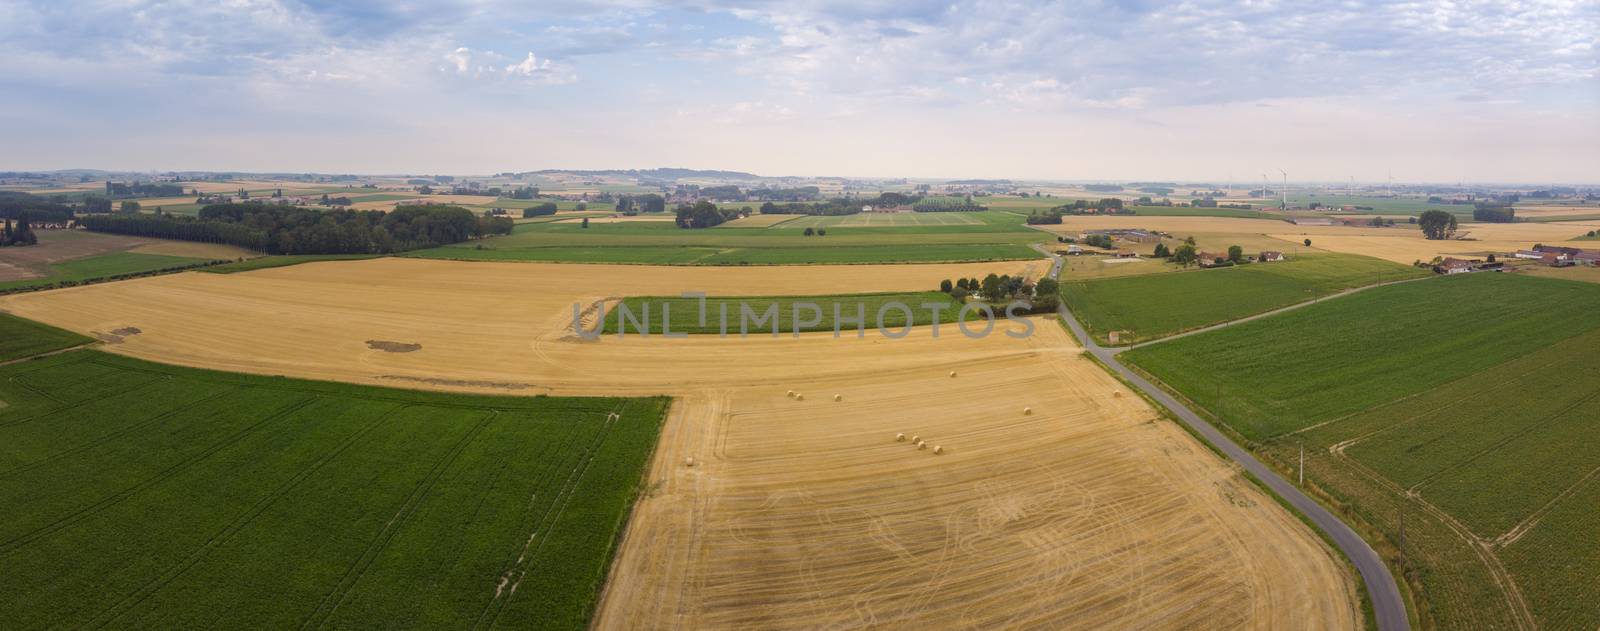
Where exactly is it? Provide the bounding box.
[0,312,91,361]
[601,291,984,334]
[1127,206,1280,219]
[778,212,985,228]
[201,254,382,274]
[406,215,1047,265]
[1122,273,1600,629]
[1277,194,1468,216]
[1061,253,1427,345]
[0,348,668,630]
[0,252,215,292]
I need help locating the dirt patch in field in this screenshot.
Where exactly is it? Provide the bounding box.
[365,340,422,353]
[93,326,142,344]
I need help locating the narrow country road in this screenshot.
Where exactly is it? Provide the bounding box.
[1038,246,1410,631]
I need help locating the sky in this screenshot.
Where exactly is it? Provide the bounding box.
[1,0,1596,183]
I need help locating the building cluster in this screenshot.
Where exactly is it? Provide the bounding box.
[1514,245,1600,267]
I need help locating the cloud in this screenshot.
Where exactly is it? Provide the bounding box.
[0,0,1593,180]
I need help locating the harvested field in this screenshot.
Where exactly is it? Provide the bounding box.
[0,257,1359,628]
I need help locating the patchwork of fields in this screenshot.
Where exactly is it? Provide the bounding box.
[1123,273,1600,629]
[0,349,668,629]
[0,257,1360,629]
[1061,253,1428,344]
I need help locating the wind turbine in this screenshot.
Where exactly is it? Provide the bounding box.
[1279,169,1288,210]
[1261,174,1269,200]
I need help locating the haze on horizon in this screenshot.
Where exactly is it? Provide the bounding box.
[2,0,1596,183]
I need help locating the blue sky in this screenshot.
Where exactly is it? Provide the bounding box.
[1,0,1595,182]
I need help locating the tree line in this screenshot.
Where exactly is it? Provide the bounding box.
[0,192,76,223]
[937,275,1059,312]
[81,202,511,254]
[1472,203,1515,223]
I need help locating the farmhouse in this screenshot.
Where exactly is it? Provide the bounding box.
[1115,250,1139,258]
[1067,245,1083,255]
[1433,257,1503,274]
[1197,252,1229,267]
[1259,251,1286,262]
[1290,217,1335,226]
[1515,249,1545,260]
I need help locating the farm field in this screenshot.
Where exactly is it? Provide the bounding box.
[778,212,986,228]
[1127,205,1279,219]
[0,257,1359,628]
[1061,253,1427,344]
[1122,272,1600,629]
[0,252,216,292]
[200,254,383,274]
[410,217,1048,265]
[712,213,802,228]
[0,230,252,283]
[0,348,667,630]
[601,291,979,335]
[0,312,90,360]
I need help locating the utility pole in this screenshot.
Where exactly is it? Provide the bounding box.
[1299,443,1304,486]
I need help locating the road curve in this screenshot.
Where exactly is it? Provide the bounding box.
[1039,248,1410,631]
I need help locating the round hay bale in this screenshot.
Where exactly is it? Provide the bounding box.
[896,432,906,442]
[933,445,944,455]
[949,370,957,377]
[911,434,920,444]
[685,456,696,467]
[795,393,804,401]
[1113,390,1123,398]
[786,390,795,398]
[916,440,927,450]
[833,394,842,402]
[1023,407,1033,415]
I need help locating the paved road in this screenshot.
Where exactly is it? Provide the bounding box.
[1039,249,1410,631]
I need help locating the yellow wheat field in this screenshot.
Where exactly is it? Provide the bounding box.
[0,258,1358,629]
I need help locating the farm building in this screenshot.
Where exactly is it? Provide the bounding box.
[1067,245,1083,255]
[1514,249,1544,260]
[1290,217,1335,226]
[1433,258,1503,274]
[1115,250,1139,258]
[1085,228,1161,243]
[1259,251,1286,262]
[1197,252,1229,267]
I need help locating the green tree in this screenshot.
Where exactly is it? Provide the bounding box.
[980,273,1002,300]
[1153,242,1170,258]
[1304,238,1312,247]
[940,279,954,293]
[1418,210,1458,240]
[816,228,826,236]
[1172,243,1198,267]
[804,227,815,236]
[581,217,589,229]
[1227,245,1243,262]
